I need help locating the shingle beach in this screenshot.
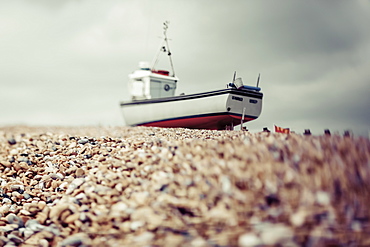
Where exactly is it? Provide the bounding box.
[0,126,369,246]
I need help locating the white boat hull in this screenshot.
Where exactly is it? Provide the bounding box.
[120,88,262,130]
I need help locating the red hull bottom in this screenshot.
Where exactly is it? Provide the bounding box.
[138,113,255,130]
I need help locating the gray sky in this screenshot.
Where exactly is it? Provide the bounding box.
[1,0,369,136]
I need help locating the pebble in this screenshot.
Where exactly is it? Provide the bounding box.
[238,233,262,247]
[0,126,369,246]
[0,224,19,233]
[23,193,31,200]
[134,231,155,243]
[75,168,85,177]
[25,219,44,232]
[7,234,23,245]
[260,224,294,245]
[130,221,145,231]
[316,190,331,206]
[59,233,90,247]
[6,214,24,227]
[77,138,89,145]
[290,209,308,227]
[7,138,17,145]
[66,178,85,194]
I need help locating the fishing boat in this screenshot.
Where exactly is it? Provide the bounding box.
[120,22,263,130]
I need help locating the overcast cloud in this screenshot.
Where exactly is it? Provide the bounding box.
[0,0,369,136]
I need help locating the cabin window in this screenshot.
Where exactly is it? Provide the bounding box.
[232,96,243,101]
[249,99,258,104]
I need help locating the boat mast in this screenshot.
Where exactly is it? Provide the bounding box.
[152,21,176,76]
[163,22,175,76]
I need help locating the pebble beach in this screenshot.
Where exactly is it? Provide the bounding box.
[0,126,369,246]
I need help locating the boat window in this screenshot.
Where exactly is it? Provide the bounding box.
[249,99,258,104]
[232,96,243,101]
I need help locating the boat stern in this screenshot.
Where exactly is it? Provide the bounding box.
[226,89,263,123]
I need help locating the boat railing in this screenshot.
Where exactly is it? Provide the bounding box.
[228,82,261,92]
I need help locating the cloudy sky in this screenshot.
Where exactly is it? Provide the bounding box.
[1,0,369,136]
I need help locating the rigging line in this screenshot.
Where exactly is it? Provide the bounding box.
[163,21,176,76]
[151,21,176,76]
[151,39,166,70]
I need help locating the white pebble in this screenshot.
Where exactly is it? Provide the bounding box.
[260,224,293,245]
[238,233,262,247]
[290,210,307,227]
[130,221,144,231]
[316,191,330,206]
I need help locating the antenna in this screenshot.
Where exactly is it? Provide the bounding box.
[256,73,260,87]
[233,71,236,82]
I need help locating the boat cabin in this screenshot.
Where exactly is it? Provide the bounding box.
[128,62,178,100]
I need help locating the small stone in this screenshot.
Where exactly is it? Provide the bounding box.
[290,209,307,227]
[238,233,262,247]
[50,173,63,180]
[111,202,128,213]
[0,160,12,168]
[221,175,232,194]
[351,220,362,232]
[39,239,49,247]
[66,178,85,194]
[36,212,48,225]
[14,163,21,171]
[6,213,24,227]
[64,213,80,224]
[190,237,208,247]
[131,191,149,205]
[260,224,293,245]
[23,228,36,238]
[20,209,33,216]
[134,231,154,243]
[2,198,11,204]
[49,204,70,220]
[44,225,61,236]
[25,219,45,232]
[8,138,17,145]
[28,205,41,215]
[8,233,23,244]
[0,236,7,246]
[23,193,32,200]
[163,233,184,246]
[38,201,47,210]
[130,206,163,230]
[265,194,280,206]
[316,191,331,206]
[10,184,24,191]
[75,168,85,177]
[78,138,89,145]
[60,233,91,247]
[130,221,145,231]
[0,224,19,233]
[0,205,10,216]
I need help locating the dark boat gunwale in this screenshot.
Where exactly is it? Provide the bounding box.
[120,88,263,106]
